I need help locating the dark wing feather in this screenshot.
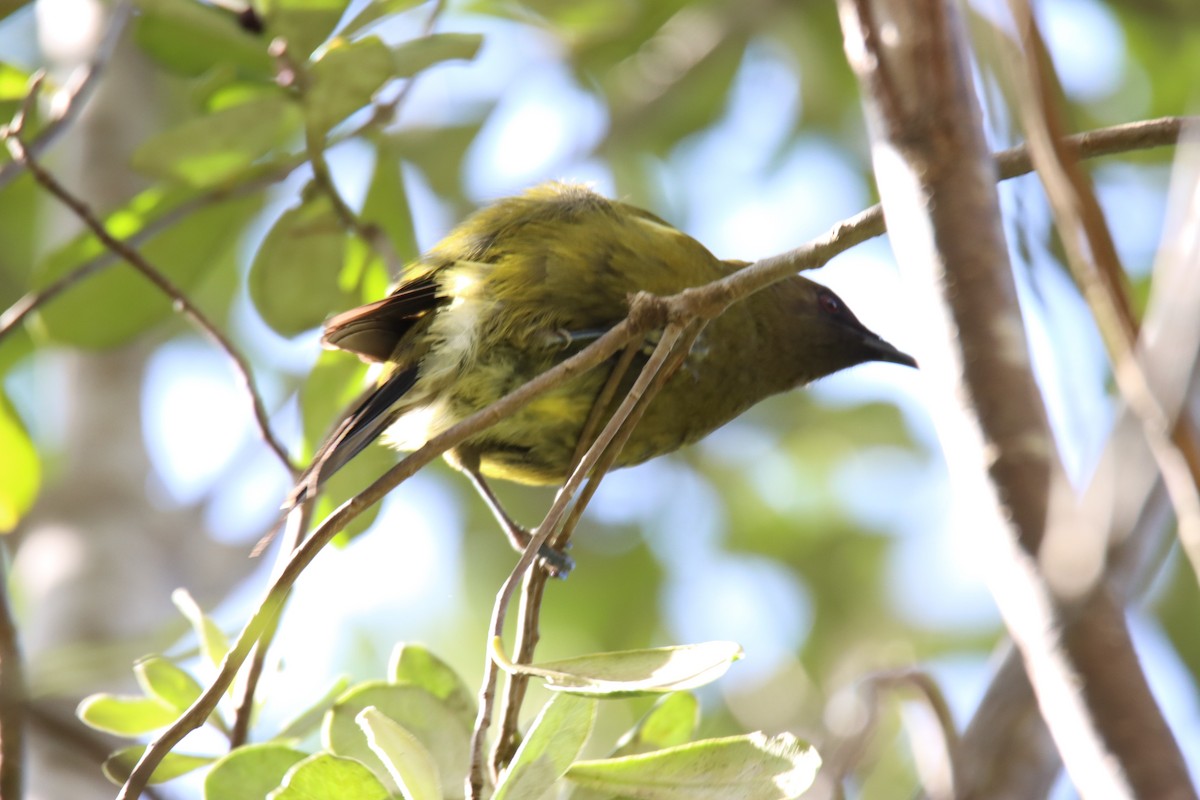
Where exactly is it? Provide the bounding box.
[286,365,420,507]
[322,276,443,362]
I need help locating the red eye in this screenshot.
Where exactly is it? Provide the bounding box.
[818,292,841,314]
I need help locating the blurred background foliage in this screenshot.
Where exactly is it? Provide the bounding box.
[0,0,1197,795]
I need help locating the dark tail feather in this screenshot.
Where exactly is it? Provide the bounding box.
[284,366,421,509]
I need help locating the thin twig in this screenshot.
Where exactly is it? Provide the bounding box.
[270,38,405,277]
[469,321,688,798]
[491,339,643,769]
[0,0,134,192]
[1,104,297,473]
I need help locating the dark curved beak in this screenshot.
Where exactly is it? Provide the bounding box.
[863,333,918,369]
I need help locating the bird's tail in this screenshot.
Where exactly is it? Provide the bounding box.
[284,365,421,509]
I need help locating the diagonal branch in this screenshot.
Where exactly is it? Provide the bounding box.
[1,98,297,474]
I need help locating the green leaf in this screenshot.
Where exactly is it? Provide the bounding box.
[361,142,417,274]
[357,706,441,800]
[388,643,474,722]
[134,0,273,78]
[566,732,821,800]
[276,675,351,741]
[268,753,391,800]
[31,188,262,348]
[78,694,179,735]
[132,93,300,187]
[323,681,471,798]
[493,693,596,800]
[338,0,426,39]
[249,191,353,337]
[391,33,483,78]
[172,588,231,667]
[0,396,38,532]
[306,36,395,133]
[102,745,214,785]
[613,693,698,756]
[523,642,743,696]
[266,0,351,59]
[134,656,204,714]
[205,743,308,800]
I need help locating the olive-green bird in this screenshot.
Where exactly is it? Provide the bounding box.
[292,182,915,557]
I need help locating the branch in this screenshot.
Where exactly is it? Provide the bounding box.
[1,87,297,475]
[0,0,134,192]
[837,0,1194,797]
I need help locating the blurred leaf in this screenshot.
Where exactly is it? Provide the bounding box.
[0,0,32,23]
[526,642,743,696]
[306,36,395,133]
[0,171,38,291]
[1155,551,1200,692]
[0,61,28,124]
[268,753,391,800]
[132,92,300,187]
[134,656,204,715]
[493,693,596,800]
[205,743,308,800]
[362,142,418,277]
[276,675,352,741]
[339,0,427,39]
[387,122,486,208]
[388,643,475,723]
[0,395,38,532]
[266,0,351,59]
[357,706,441,800]
[77,694,178,735]
[613,693,698,756]
[323,681,471,797]
[391,33,483,78]
[249,191,353,337]
[134,0,273,79]
[566,732,820,800]
[172,588,231,668]
[103,745,213,786]
[32,189,262,347]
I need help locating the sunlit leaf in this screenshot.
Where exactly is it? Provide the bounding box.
[102,745,213,786]
[32,188,262,347]
[613,693,698,756]
[132,93,300,187]
[493,693,595,800]
[357,706,441,800]
[524,641,743,696]
[388,643,475,723]
[77,694,178,735]
[0,397,38,532]
[205,743,308,800]
[171,588,231,668]
[324,681,471,798]
[267,753,390,800]
[566,732,820,800]
[134,656,204,714]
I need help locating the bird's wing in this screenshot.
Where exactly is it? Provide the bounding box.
[322,274,444,363]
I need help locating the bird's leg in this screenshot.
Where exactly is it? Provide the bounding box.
[457,455,574,577]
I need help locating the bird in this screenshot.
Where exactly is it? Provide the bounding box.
[289,182,916,565]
